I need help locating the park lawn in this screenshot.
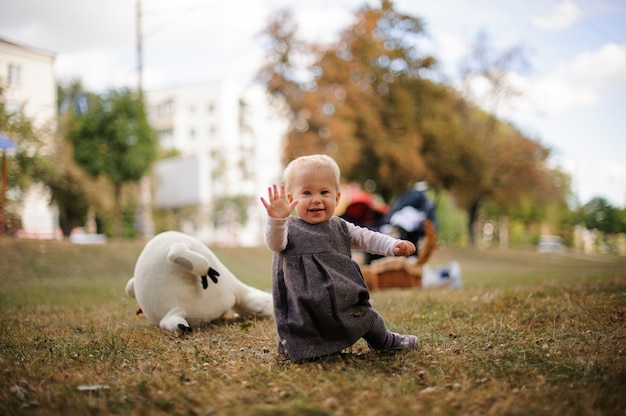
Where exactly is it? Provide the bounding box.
[0,237,625,415]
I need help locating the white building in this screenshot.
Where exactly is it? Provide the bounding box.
[0,36,59,239]
[146,80,285,246]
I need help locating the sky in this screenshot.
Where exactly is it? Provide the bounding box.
[1,0,625,207]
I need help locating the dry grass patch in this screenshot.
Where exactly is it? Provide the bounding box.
[1,239,625,415]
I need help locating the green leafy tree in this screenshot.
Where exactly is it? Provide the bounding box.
[67,87,157,237]
[49,79,108,236]
[580,197,621,234]
[0,85,59,234]
[618,207,626,234]
[0,86,51,190]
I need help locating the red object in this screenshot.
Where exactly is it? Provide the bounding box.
[343,192,386,229]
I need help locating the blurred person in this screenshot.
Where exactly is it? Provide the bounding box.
[260,154,417,363]
[381,181,437,257]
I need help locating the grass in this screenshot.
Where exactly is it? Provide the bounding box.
[0,237,625,415]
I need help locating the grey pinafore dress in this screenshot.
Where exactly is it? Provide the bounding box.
[272,216,379,361]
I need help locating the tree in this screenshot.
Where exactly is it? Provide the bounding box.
[453,113,565,244]
[0,85,59,234]
[444,31,568,245]
[0,86,50,190]
[67,87,157,237]
[257,1,570,246]
[48,80,108,237]
[458,30,529,114]
[258,0,437,200]
[579,197,621,234]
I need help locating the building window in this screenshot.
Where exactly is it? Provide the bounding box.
[158,128,174,147]
[8,64,22,85]
[155,99,173,119]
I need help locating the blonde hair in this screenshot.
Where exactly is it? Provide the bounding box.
[283,154,341,194]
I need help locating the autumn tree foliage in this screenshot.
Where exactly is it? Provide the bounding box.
[258,0,569,244]
[258,1,436,200]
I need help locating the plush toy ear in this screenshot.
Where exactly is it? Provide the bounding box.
[167,243,210,276]
[171,256,194,272]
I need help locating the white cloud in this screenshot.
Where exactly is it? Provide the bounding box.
[565,43,626,90]
[0,0,134,52]
[503,42,626,116]
[523,74,598,114]
[532,0,583,30]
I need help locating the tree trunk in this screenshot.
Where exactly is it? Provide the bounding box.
[86,206,97,234]
[499,215,509,249]
[114,182,123,238]
[467,198,480,246]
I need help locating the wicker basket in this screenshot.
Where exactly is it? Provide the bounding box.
[359,219,436,290]
[361,257,422,290]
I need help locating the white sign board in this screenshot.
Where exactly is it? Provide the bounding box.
[154,156,203,208]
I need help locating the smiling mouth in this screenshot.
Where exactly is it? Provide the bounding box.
[309,208,325,213]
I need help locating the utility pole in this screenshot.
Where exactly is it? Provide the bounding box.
[136,0,154,239]
[137,0,143,94]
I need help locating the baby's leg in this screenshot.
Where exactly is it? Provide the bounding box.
[363,314,417,351]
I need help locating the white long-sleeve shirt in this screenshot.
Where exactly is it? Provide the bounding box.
[264,216,398,256]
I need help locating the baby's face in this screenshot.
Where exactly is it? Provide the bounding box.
[288,166,340,224]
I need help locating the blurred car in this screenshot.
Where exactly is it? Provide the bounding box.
[538,235,566,253]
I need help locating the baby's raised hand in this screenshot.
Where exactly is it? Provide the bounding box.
[260,184,298,219]
[393,240,416,257]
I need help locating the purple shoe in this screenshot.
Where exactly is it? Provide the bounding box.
[373,331,417,351]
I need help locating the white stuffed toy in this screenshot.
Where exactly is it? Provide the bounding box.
[125,231,273,333]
